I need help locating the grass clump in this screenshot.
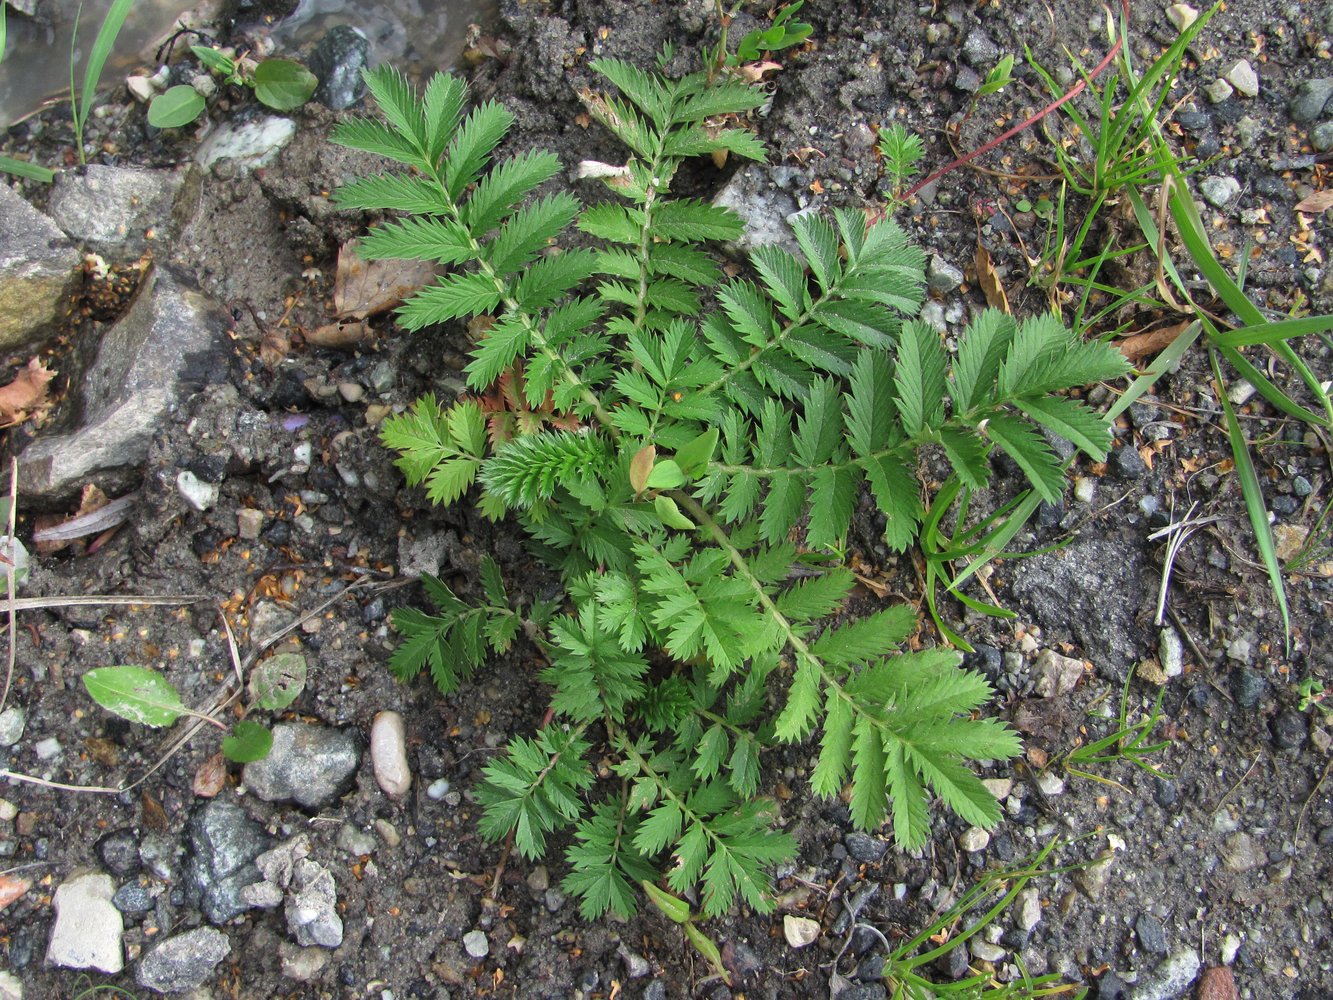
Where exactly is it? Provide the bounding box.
[332,55,1129,921]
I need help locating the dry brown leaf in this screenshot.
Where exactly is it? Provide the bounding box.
[333,240,436,320]
[141,790,169,832]
[0,357,56,425]
[1293,190,1333,214]
[1197,967,1239,1000]
[192,752,227,798]
[305,320,372,349]
[1116,321,1190,362]
[974,242,1010,313]
[0,873,31,911]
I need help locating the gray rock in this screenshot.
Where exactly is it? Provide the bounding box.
[309,25,369,110]
[0,706,26,747]
[242,723,361,808]
[959,827,991,852]
[46,872,123,973]
[1199,176,1240,208]
[112,882,155,915]
[135,927,231,994]
[286,859,342,948]
[1017,887,1041,931]
[1230,668,1266,708]
[1270,708,1308,750]
[185,800,271,924]
[1203,78,1233,104]
[961,28,1000,67]
[1224,60,1258,98]
[279,940,329,981]
[844,831,887,863]
[711,164,810,257]
[1158,628,1184,678]
[0,182,81,354]
[1312,122,1333,153]
[95,828,141,877]
[1126,948,1200,1000]
[1108,444,1148,479]
[1135,912,1169,955]
[337,823,376,858]
[1289,78,1333,123]
[970,939,1005,962]
[1034,649,1084,697]
[927,255,965,294]
[17,265,230,503]
[1011,537,1148,679]
[46,166,186,257]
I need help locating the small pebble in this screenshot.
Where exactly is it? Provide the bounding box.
[1224,60,1258,97]
[237,508,264,540]
[373,819,400,848]
[959,827,991,853]
[1017,888,1041,931]
[463,929,489,959]
[0,707,25,747]
[1135,912,1169,955]
[1199,176,1240,208]
[1158,628,1184,678]
[970,939,1005,963]
[1165,3,1198,31]
[426,778,450,800]
[1125,948,1200,1000]
[369,711,412,798]
[33,737,61,760]
[784,915,820,949]
[176,470,220,513]
[1204,78,1233,104]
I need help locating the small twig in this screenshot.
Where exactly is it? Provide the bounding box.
[1297,757,1332,836]
[2,458,18,714]
[30,492,139,544]
[1210,751,1262,815]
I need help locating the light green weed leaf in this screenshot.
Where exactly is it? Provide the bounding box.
[221,720,274,762]
[148,86,206,128]
[254,59,318,111]
[248,652,308,711]
[83,665,187,727]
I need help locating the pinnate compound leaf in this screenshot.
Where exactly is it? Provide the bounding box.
[84,666,187,727]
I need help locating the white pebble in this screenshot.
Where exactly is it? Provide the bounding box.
[959,827,991,852]
[463,929,490,959]
[1225,59,1258,98]
[1017,887,1042,931]
[1165,4,1198,31]
[176,470,219,513]
[426,778,450,800]
[33,737,61,760]
[1035,772,1065,797]
[783,915,820,948]
[369,712,412,798]
[1073,477,1096,504]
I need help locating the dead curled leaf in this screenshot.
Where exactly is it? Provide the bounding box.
[333,239,436,321]
[1293,190,1333,215]
[0,357,56,425]
[192,752,227,798]
[974,241,1010,313]
[1116,320,1190,362]
[0,873,31,912]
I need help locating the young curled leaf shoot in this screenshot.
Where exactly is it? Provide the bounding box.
[336,60,1129,920]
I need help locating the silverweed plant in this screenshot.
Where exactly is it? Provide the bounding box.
[331,59,1129,920]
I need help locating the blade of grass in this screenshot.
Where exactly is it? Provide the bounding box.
[1209,345,1291,648]
[71,0,136,164]
[0,156,56,183]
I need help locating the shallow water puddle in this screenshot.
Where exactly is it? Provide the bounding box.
[0,0,495,128]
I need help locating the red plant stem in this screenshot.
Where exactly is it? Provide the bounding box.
[905,0,1131,199]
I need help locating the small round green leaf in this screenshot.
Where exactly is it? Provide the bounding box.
[221,720,273,763]
[248,652,307,711]
[253,59,317,111]
[148,86,206,128]
[83,665,187,727]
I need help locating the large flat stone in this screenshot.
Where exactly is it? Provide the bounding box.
[46,872,123,973]
[0,182,81,355]
[47,165,188,257]
[17,263,229,503]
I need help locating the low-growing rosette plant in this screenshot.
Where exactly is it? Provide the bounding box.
[331,55,1128,922]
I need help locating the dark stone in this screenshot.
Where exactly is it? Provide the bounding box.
[644,981,668,1000]
[1195,136,1221,159]
[1270,495,1299,515]
[361,596,388,623]
[185,800,271,924]
[1001,927,1029,950]
[261,519,293,546]
[9,923,40,969]
[1316,826,1333,847]
[1153,778,1178,809]
[1037,500,1063,528]
[1108,444,1148,480]
[112,882,155,915]
[95,827,141,877]
[191,528,225,558]
[309,25,370,111]
[1135,912,1169,955]
[1176,111,1210,131]
[1231,668,1267,709]
[185,453,229,484]
[839,987,888,1000]
[1270,708,1308,750]
[857,954,886,981]
[264,370,313,410]
[850,925,881,955]
[934,944,969,980]
[990,831,1016,862]
[964,644,1003,681]
[1128,402,1160,428]
[1289,78,1333,123]
[1095,969,1127,999]
[845,832,888,863]
[1187,683,1212,709]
